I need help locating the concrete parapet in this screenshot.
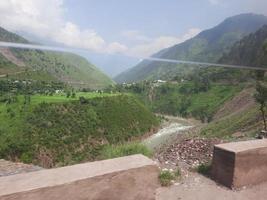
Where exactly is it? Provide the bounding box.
[212,139,267,188]
[0,154,160,200]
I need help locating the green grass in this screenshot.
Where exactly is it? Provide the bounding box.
[99,142,152,160]
[0,94,159,167]
[188,84,241,117]
[0,92,119,137]
[141,82,242,121]
[30,92,118,104]
[201,105,261,138]
[158,169,181,186]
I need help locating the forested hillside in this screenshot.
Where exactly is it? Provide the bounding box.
[0,27,114,89]
[115,13,267,83]
[220,25,267,68]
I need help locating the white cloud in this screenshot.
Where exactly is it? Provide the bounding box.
[128,28,201,57]
[53,22,106,52]
[0,0,200,57]
[0,0,124,54]
[106,42,128,54]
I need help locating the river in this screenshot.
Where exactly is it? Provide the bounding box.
[143,116,197,151]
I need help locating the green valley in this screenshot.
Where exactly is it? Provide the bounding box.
[0,12,267,174]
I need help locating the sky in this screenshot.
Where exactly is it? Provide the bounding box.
[0,0,267,76]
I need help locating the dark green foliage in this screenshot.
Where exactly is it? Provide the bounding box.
[92,95,159,143]
[264,40,267,53]
[71,92,76,98]
[196,163,212,175]
[0,79,65,95]
[117,81,241,121]
[66,91,71,98]
[254,82,267,130]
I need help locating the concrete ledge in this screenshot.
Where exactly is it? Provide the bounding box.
[0,155,160,200]
[212,139,267,188]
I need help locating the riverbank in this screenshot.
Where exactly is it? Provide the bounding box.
[143,115,202,151]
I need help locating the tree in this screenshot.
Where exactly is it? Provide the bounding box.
[264,41,267,53]
[253,44,267,131]
[254,82,267,131]
[23,94,31,105]
[66,91,71,98]
[71,92,76,98]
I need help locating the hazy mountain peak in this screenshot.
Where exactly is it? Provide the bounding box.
[115,13,267,83]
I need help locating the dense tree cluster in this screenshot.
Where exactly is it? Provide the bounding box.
[0,79,65,95]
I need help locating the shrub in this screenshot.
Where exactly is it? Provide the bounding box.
[159,170,175,186]
[197,163,212,175]
[99,142,152,160]
[158,168,181,187]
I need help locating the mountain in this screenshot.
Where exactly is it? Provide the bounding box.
[0,27,114,89]
[115,13,267,83]
[220,25,267,68]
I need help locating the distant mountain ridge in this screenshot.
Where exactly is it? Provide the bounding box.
[220,25,267,68]
[115,13,267,83]
[0,27,114,89]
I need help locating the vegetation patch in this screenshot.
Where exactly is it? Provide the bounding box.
[116,81,242,122]
[99,142,152,160]
[201,105,261,138]
[159,168,181,186]
[0,94,159,167]
[196,163,212,176]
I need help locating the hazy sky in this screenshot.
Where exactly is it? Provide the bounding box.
[0,0,267,58]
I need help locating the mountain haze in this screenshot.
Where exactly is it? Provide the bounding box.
[0,27,114,89]
[220,25,267,68]
[115,13,267,83]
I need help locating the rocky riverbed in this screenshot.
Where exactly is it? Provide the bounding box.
[155,138,223,169]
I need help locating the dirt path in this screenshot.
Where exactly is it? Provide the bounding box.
[156,172,267,200]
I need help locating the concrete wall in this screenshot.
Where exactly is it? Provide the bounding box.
[0,155,160,200]
[212,139,267,189]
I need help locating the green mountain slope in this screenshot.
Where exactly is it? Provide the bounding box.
[200,87,264,139]
[0,27,28,43]
[201,26,267,138]
[220,25,267,68]
[0,94,158,167]
[115,13,267,83]
[0,27,114,89]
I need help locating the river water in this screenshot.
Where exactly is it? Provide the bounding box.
[143,117,194,150]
